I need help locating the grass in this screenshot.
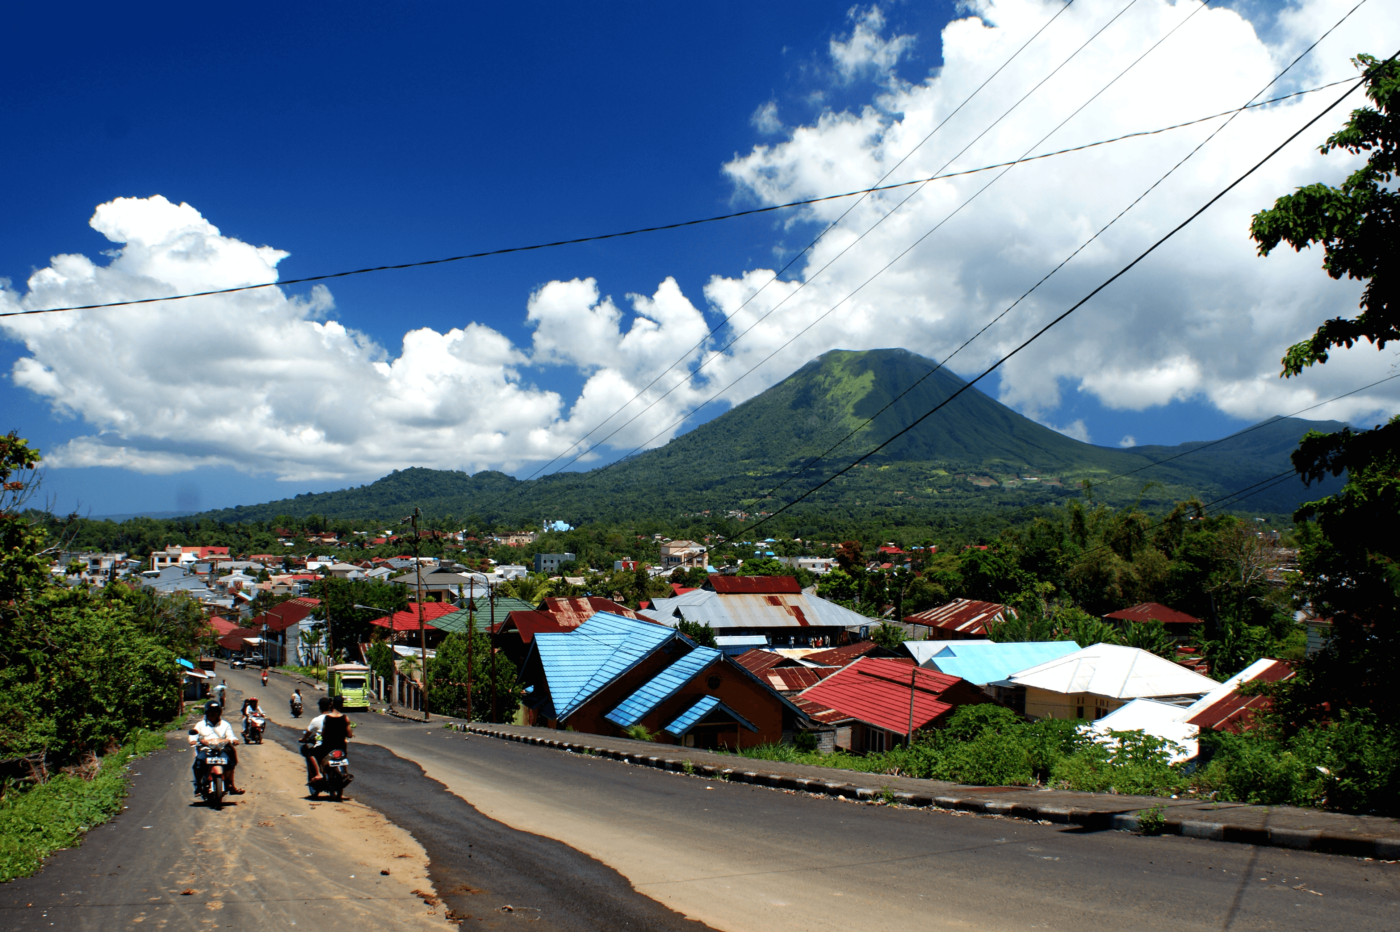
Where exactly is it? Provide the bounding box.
[0,730,169,883]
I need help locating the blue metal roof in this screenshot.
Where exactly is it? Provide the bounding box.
[906,640,1082,685]
[664,695,757,736]
[532,612,678,720]
[605,647,722,728]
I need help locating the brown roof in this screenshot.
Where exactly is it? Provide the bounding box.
[903,599,1010,637]
[791,695,850,725]
[500,610,571,643]
[1105,602,1204,627]
[708,575,802,595]
[1186,660,1294,732]
[543,597,657,628]
[761,666,835,693]
[217,627,260,652]
[798,659,986,735]
[803,640,901,667]
[733,649,785,675]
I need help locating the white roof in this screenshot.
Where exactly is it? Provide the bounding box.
[1090,698,1200,763]
[1008,642,1219,700]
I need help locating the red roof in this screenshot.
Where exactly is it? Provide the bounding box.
[670,583,697,595]
[368,602,459,632]
[1105,603,1204,627]
[708,575,802,595]
[252,599,318,633]
[903,599,1010,637]
[791,695,850,725]
[217,627,260,652]
[798,657,987,735]
[542,597,656,628]
[1187,660,1294,732]
[734,649,785,675]
[500,610,571,643]
[209,615,240,636]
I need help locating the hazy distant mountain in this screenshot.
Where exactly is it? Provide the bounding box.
[197,348,1345,525]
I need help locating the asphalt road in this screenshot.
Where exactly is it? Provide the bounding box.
[229,667,1398,932]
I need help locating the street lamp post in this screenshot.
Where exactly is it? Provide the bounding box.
[403,509,429,721]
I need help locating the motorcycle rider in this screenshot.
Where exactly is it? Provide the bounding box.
[189,701,244,795]
[301,696,354,785]
[240,696,265,741]
[261,667,269,686]
[290,688,304,716]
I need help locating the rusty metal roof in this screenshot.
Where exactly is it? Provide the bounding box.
[803,641,895,667]
[708,576,801,595]
[544,597,657,628]
[650,589,868,632]
[500,610,571,643]
[903,599,1010,636]
[1185,659,1293,731]
[762,666,833,693]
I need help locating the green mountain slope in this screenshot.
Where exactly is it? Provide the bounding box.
[200,348,1345,525]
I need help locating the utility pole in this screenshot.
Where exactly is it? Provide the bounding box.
[466,576,475,723]
[408,508,429,722]
[489,582,498,725]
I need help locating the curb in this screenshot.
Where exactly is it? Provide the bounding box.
[457,724,1400,860]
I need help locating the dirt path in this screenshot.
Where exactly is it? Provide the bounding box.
[2,724,453,931]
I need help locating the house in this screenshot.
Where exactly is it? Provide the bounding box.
[904,639,1082,711]
[1104,602,1205,641]
[646,575,870,646]
[733,649,836,694]
[1091,658,1294,762]
[902,599,1013,640]
[367,602,462,646]
[494,610,574,667]
[795,658,994,753]
[245,597,320,666]
[660,539,708,569]
[431,595,538,637]
[388,566,492,601]
[1008,643,1221,721]
[534,552,575,574]
[150,545,230,570]
[777,556,835,574]
[516,612,805,746]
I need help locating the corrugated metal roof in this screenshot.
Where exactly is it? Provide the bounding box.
[532,612,680,720]
[501,610,570,643]
[1105,602,1205,626]
[1008,643,1220,699]
[709,576,801,594]
[605,647,723,727]
[791,695,849,725]
[902,599,1010,636]
[368,602,458,632]
[798,658,972,735]
[664,695,758,736]
[906,640,1083,685]
[734,649,784,675]
[764,667,833,692]
[803,641,885,667]
[1184,659,1293,731]
[433,595,537,632]
[651,589,870,631]
[544,597,658,628]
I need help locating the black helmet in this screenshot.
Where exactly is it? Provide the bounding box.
[205,700,222,714]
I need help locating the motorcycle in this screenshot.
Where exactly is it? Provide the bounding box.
[312,748,353,801]
[261,669,269,686]
[243,711,266,745]
[197,742,232,809]
[290,697,303,718]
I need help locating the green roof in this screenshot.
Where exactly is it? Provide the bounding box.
[432,595,537,634]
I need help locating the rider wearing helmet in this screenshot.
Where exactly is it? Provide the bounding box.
[300,695,354,784]
[189,700,244,794]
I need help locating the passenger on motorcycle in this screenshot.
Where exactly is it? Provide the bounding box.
[301,696,354,785]
[241,697,266,740]
[189,701,244,794]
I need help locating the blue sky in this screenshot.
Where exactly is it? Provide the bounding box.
[2,1,1394,516]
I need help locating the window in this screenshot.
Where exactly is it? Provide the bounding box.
[706,674,722,689]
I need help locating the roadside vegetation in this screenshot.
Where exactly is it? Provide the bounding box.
[0,730,168,882]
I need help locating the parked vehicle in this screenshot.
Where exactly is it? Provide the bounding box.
[314,748,353,802]
[230,657,247,670]
[197,743,232,809]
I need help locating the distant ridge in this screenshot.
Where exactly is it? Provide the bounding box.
[191,348,1346,525]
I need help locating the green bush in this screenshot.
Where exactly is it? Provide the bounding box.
[0,730,167,882]
[1052,730,1186,796]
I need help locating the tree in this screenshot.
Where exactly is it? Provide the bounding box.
[428,630,519,723]
[1250,54,1400,727]
[870,622,907,651]
[676,618,717,647]
[0,432,47,602]
[366,639,396,709]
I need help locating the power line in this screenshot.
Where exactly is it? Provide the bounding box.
[720,0,1372,516]
[512,0,1212,504]
[725,52,1393,545]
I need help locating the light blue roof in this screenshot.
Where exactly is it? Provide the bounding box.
[606,647,722,728]
[907,640,1082,685]
[664,695,758,736]
[532,612,678,720]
